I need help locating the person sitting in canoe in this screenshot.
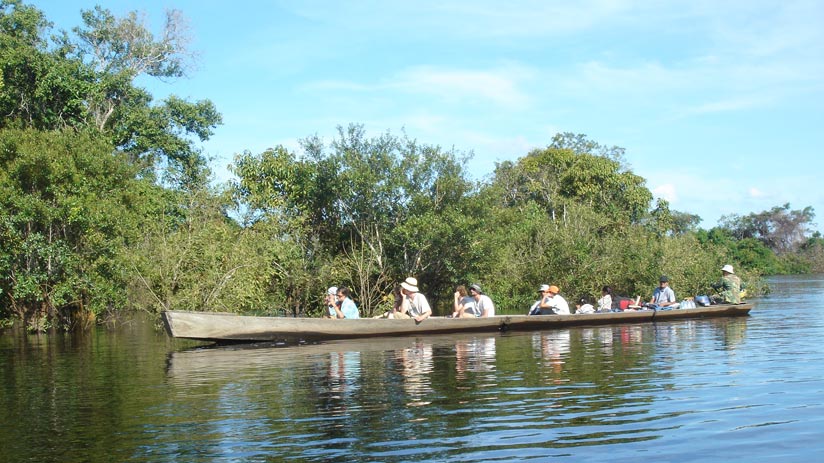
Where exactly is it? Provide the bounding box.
[528,285,548,315]
[528,284,554,315]
[331,286,360,319]
[324,286,340,318]
[711,264,742,304]
[468,283,496,317]
[452,285,476,318]
[575,297,596,314]
[646,275,680,310]
[395,277,432,322]
[531,284,570,315]
[597,286,613,312]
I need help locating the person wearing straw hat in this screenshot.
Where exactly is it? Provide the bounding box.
[711,264,742,304]
[396,277,432,322]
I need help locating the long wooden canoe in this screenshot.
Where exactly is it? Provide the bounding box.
[161,303,752,344]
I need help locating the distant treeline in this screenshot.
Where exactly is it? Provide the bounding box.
[2,1,822,331]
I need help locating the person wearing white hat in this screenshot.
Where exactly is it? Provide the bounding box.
[397,277,431,322]
[712,264,742,304]
[324,286,339,318]
[529,284,570,315]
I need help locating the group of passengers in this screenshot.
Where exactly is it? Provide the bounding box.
[324,264,741,319]
[530,263,741,315]
[325,277,436,321]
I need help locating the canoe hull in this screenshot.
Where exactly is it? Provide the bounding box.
[161,303,752,343]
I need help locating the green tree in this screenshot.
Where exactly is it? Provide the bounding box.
[0,1,222,188]
[719,203,815,254]
[0,0,90,130]
[0,2,223,328]
[0,128,158,329]
[491,145,652,225]
[127,190,300,316]
[549,132,628,169]
[231,124,475,315]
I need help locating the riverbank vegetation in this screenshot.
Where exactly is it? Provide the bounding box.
[1,1,822,331]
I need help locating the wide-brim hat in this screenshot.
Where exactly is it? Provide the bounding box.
[721,264,734,274]
[469,283,482,293]
[538,284,550,292]
[400,277,419,292]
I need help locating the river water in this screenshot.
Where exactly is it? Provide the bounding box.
[1,275,823,462]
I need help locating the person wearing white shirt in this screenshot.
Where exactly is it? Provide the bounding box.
[597,286,613,312]
[396,277,431,322]
[538,285,570,315]
[468,283,495,317]
[452,285,477,318]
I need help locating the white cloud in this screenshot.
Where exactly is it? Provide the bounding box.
[748,187,768,198]
[677,95,775,117]
[391,66,530,109]
[652,183,677,203]
[279,0,637,38]
[302,65,532,111]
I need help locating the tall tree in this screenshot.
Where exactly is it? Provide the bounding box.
[0,128,158,329]
[719,203,816,254]
[0,2,223,328]
[0,1,222,188]
[231,124,475,315]
[491,144,652,224]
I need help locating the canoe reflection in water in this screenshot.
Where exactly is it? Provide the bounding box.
[533,330,571,375]
[327,351,361,399]
[455,337,496,380]
[396,340,433,405]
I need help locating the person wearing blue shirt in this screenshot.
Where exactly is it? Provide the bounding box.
[649,275,679,309]
[332,286,360,319]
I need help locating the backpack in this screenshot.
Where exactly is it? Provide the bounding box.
[613,296,634,311]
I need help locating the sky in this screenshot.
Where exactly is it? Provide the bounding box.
[39,0,824,232]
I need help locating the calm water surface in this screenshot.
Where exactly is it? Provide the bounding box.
[2,275,823,462]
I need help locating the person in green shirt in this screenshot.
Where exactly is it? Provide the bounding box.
[711,264,742,304]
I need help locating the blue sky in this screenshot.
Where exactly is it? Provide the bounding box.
[41,0,824,232]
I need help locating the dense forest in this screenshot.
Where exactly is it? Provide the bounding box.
[2,1,823,331]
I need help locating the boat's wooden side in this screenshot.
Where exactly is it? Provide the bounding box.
[161,303,752,343]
